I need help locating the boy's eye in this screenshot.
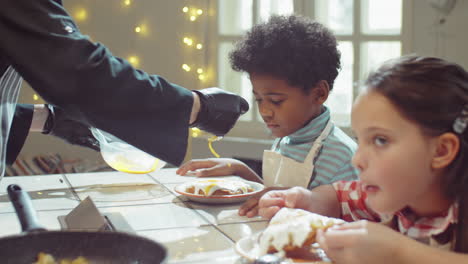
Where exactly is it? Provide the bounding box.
[271,100,283,105]
[373,136,387,146]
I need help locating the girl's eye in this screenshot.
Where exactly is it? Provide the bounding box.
[373,136,387,146]
[255,98,262,103]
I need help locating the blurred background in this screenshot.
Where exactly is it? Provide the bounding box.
[10,0,468,175]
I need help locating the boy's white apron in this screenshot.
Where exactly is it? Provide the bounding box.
[262,121,333,188]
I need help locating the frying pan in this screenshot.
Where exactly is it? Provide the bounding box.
[0,184,167,264]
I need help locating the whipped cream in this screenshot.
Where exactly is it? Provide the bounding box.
[258,208,344,255]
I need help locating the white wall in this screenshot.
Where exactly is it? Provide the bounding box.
[16,0,468,163]
[412,0,468,68]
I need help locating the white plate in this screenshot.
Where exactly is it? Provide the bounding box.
[235,232,331,264]
[174,178,264,204]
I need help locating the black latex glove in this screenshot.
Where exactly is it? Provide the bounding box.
[191,87,249,136]
[42,104,100,151]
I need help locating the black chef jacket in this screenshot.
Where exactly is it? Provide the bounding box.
[0,0,193,166]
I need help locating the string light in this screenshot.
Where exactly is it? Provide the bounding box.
[182,6,203,21]
[183,37,194,46]
[127,55,140,67]
[182,64,191,72]
[134,23,149,36]
[73,7,88,22]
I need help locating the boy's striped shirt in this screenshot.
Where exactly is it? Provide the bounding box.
[273,106,358,189]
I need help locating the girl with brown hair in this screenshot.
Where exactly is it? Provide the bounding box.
[258,55,468,263]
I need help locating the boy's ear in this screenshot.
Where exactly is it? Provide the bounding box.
[431,132,460,169]
[313,80,330,104]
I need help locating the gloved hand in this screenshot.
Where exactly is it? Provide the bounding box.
[42,104,100,151]
[191,87,249,136]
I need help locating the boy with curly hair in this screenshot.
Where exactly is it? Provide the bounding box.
[177,14,358,217]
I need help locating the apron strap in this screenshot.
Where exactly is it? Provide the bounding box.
[304,120,333,187]
[304,120,333,161]
[272,137,282,151]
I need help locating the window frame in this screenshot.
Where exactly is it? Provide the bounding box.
[208,0,413,139]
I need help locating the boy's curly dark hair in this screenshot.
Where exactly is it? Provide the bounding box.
[229,15,341,93]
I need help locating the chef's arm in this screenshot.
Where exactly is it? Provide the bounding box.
[30,93,199,133]
[27,93,199,149]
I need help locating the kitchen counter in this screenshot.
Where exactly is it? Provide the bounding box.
[0,168,268,263]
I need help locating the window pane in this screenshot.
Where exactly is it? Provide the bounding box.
[218,0,253,35]
[257,0,294,23]
[362,0,402,35]
[326,41,354,127]
[315,0,353,35]
[218,42,253,121]
[361,41,401,80]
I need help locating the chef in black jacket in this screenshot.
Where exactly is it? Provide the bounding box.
[0,0,248,176]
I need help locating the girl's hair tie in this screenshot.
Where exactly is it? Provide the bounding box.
[453,104,468,134]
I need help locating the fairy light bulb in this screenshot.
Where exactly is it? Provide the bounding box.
[183,37,193,46]
[182,64,191,72]
[190,15,197,21]
[33,94,39,101]
[128,56,140,67]
[198,74,206,81]
[134,24,149,36]
[123,0,131,6]
[197,68,203,74]
[182,6,189,13]
[197,9,203,15]
[196,43,203,50]
[74,8,88,22]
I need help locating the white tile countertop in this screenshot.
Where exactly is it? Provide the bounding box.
[0,168,268,263]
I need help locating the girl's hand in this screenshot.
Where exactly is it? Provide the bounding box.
[238,187,288,218]
[176,158,240,177]
[258,187,314,219]
[317,220,404,264]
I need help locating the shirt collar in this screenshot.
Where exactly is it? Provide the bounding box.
[395,203,458,239]
[283,106,330,145]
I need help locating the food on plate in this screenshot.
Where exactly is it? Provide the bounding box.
[185,179,254,196]
[34,252,89,264]
[258,208,344,257]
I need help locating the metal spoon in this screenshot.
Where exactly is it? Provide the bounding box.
[253,254,291,264]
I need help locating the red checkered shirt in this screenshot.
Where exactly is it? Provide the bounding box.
[332,180,458,243]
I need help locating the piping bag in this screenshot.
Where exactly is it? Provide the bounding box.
[91,128,166,174]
